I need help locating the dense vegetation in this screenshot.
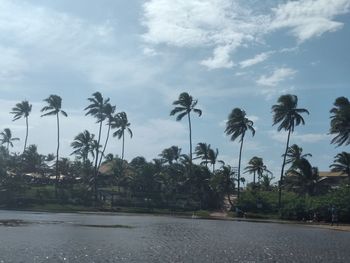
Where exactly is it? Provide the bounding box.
[0,93,349,222]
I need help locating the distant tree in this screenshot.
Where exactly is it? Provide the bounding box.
[98,103,116,168]
[41,94,68,196]
[329,96,350,146]
[170,92,202,173]
[285,144,312,168]
[244,156,271,186]
[330,152,350,178]
[287,159,319,196]
[260,174,275,191]
[111,112,132,163]
[0,128,19,151]
[159,146,181,165]
[225,108,255,199]
[11,100,32,152]
[208,148,224,173]
[194,142,211,168]
[84,92,110,199]
[71,130,95,164]
[272,94,309,207]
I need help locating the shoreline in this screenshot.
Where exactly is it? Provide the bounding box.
[1,206,349,232]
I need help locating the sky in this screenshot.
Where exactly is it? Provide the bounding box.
[0,0,349,183]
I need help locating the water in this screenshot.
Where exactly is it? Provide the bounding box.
[0,210,349,262]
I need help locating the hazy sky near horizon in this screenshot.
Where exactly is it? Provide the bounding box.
[0,0,349,182]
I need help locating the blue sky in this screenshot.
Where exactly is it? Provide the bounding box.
[0,0,349,182]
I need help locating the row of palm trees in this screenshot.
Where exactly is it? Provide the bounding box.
[169,92,349,208]
[2,92,133,198]
[1,91,349,205]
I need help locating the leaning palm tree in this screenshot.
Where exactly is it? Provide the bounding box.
[330,152,350,178]
[0,128,20,151]
[41,95,68,197]
[225,108,255,199]
[70,130,95,164]
[244,156,271,186]
[84,92,110,198]
[329,96,350,146]
[272,94,309,208]
[111,112,132,163]
[11,100,32,152]
[170,92,202,172]
[194,142,211,169]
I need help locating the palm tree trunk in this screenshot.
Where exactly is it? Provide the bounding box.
[55,113,60,198]
[94,120,103,201]
[278,129,292,209]
[121,131,125,162]
[187,112,192,175]
[237,134,245,199]
[24,116,28,153]
[98,123,111,168]
[212,163,215,174]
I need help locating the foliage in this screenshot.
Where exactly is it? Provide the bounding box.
[329,96,350,146]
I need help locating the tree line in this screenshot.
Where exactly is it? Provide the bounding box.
[0,92,349,213]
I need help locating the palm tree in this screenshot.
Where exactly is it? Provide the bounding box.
[84,92,110,198]
[41,95,67,196]
[70,130,95,164]
[0,128,20,151]
[272,94,309,208]
[285,144,312,168]
[225,108,255,199]
[11,100,32,152]
[111,112,132,163]
[98,103,116,168]
[218,165,236,207]
[208,148,224,173]
[330,152,350,178]
[244,156,271,186]
[287,159,319,196]
[159,146,181,165]
[170,92,202,172]
[329,96,350,146]
[194,142,211,168]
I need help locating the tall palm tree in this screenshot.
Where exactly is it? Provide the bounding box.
[111,112,132,163]
[194,142,211,168]
[41,95,67,196]
[0,128,19,151]
[244,156,271,186]
[98,103,116,168]
[11,100,32,152]
[330,152,350,178]
[84,92,110,198]
[329,96,350,146]
[70,130,95,164]
[170,92,202,172]
[272,94,309,208]
[208,148,224,173]
[225,108,255,199]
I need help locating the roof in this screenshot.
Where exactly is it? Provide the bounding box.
[319,171,347,177]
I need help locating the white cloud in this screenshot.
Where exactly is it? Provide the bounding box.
[142,0,269,69]
[142,0,350,69]
[270,0,350,42]
[257,67,297,87]
[239,52,272,68]
[200,45,235,69]
[269,130,329,144]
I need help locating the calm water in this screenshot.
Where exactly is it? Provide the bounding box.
[0,210,349,263]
